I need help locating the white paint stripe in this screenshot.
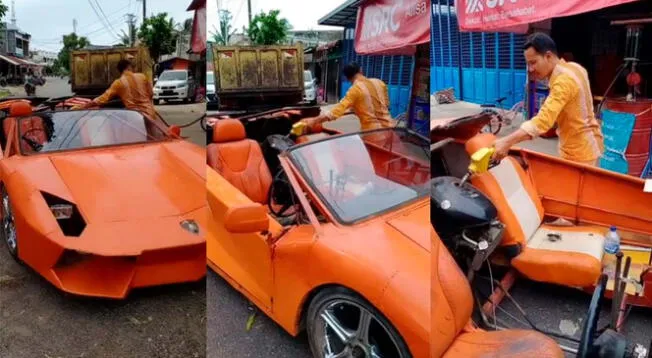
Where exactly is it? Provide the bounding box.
[490,159,542,241]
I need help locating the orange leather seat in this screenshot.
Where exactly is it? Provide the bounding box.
[4,101,48,153]
[433,230,563,358]
[465,133,605,288]
[207,119,273,205]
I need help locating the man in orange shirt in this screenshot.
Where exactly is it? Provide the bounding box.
[301,62,394,131]
[77,59,159,122]
[492,33,604,166]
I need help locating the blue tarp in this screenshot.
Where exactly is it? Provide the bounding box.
[599,109,637,175]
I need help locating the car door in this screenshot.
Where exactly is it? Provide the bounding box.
[206,167,276,310]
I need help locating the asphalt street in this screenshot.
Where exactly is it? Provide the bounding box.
[0,77,207,358]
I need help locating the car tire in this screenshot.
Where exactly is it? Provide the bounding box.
[154,99,160,105]
[0,184,20,262]
[306,286,412,358]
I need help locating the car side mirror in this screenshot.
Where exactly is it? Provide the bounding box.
[223,204,269,234]
[168,125,181,137]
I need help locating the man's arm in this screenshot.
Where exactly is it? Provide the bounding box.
[92,79,121,106]
[308,86,358,125]
[493,76,577,160]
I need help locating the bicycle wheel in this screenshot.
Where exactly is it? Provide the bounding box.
[505,101,526,125]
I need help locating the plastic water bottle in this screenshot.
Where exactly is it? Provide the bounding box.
[604,226,621,254]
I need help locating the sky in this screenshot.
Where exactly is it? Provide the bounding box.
[17,0,197,53]
[206,0,344,39]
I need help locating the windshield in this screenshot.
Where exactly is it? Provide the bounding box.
[159,71,187,81]
[17,109,168,155]
[288,129,430,224]
[207,72,214,85]
[304,71,312,82]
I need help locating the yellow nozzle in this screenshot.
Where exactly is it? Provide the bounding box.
[291,121,307,137]
[468,147,495,174]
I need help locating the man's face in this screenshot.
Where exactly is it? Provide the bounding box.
[524,47,555,81]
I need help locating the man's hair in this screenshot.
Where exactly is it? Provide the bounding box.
[117,59,132,73]
[523,32,558,56]
[342,62,361,81]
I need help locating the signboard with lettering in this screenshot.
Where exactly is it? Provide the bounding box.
[354,0,430,55]
[456,0,637,32]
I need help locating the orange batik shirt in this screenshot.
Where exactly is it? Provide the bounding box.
[520,59,604,162]
[325,76,395,131]
[93,70,158,121]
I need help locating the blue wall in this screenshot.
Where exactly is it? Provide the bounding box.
[430,0,527,108]
[340,27,415,118]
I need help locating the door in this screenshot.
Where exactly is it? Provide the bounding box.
[206,169,275,310]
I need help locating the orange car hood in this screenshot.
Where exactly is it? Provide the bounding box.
[383,201,430,252]
[6,140,206,223]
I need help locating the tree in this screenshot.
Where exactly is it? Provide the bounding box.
[246,10,292,45]
[211,10,236,45]
[0,1,7,19]
[56,33,91,72]
[137,12,178,62]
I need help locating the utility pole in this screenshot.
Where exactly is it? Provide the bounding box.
[247,0,252,26]
[126,14,136,46]
[73,19,77,34]
[139,0,146,23]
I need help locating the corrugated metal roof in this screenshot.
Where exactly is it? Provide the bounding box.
[318,0,362,27]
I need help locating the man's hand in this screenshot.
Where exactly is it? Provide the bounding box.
[492,137,511,162]
[301,116,323,129]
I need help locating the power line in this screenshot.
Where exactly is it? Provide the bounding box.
[35,3,132,42]
[88,0,120,39]
[93,0,120,36]
[87,0,119,39]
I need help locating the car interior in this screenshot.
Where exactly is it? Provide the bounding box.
[207,111,430,227]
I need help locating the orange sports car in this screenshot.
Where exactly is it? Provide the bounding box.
[206,110,430,358]
[0,100,206,299]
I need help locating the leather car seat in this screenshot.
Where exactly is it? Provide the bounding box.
[5,101,48,154]
[464,133,605,288]
[432,229,564,358]
[207,119,273,204]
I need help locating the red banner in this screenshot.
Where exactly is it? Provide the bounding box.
[354,0,431,55]
[455,0,637,32]
[189,0,206,54]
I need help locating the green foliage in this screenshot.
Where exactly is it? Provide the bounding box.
[0,1,7,20]
[246,10,292,45]
[211,10,236,45]
[56,33,91,72]
[137,12,178,62]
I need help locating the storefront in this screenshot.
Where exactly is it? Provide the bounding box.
[452,0,651,178]
[318,0,431,136]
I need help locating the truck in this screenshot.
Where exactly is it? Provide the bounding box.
[70,46,154,96]
[212,44,305,111]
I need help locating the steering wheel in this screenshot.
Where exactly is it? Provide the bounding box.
[267,171,297,218]
[578,274,609,358]
[21,128,50,151]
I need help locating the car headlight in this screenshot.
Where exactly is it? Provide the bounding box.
[177,84,186,89]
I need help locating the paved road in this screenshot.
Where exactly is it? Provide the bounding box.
[0,77,207,358]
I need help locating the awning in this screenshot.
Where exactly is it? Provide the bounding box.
[188,0,206,54]
[354,0,430,55]
[456,0,639,32]
[0,54,19,66]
